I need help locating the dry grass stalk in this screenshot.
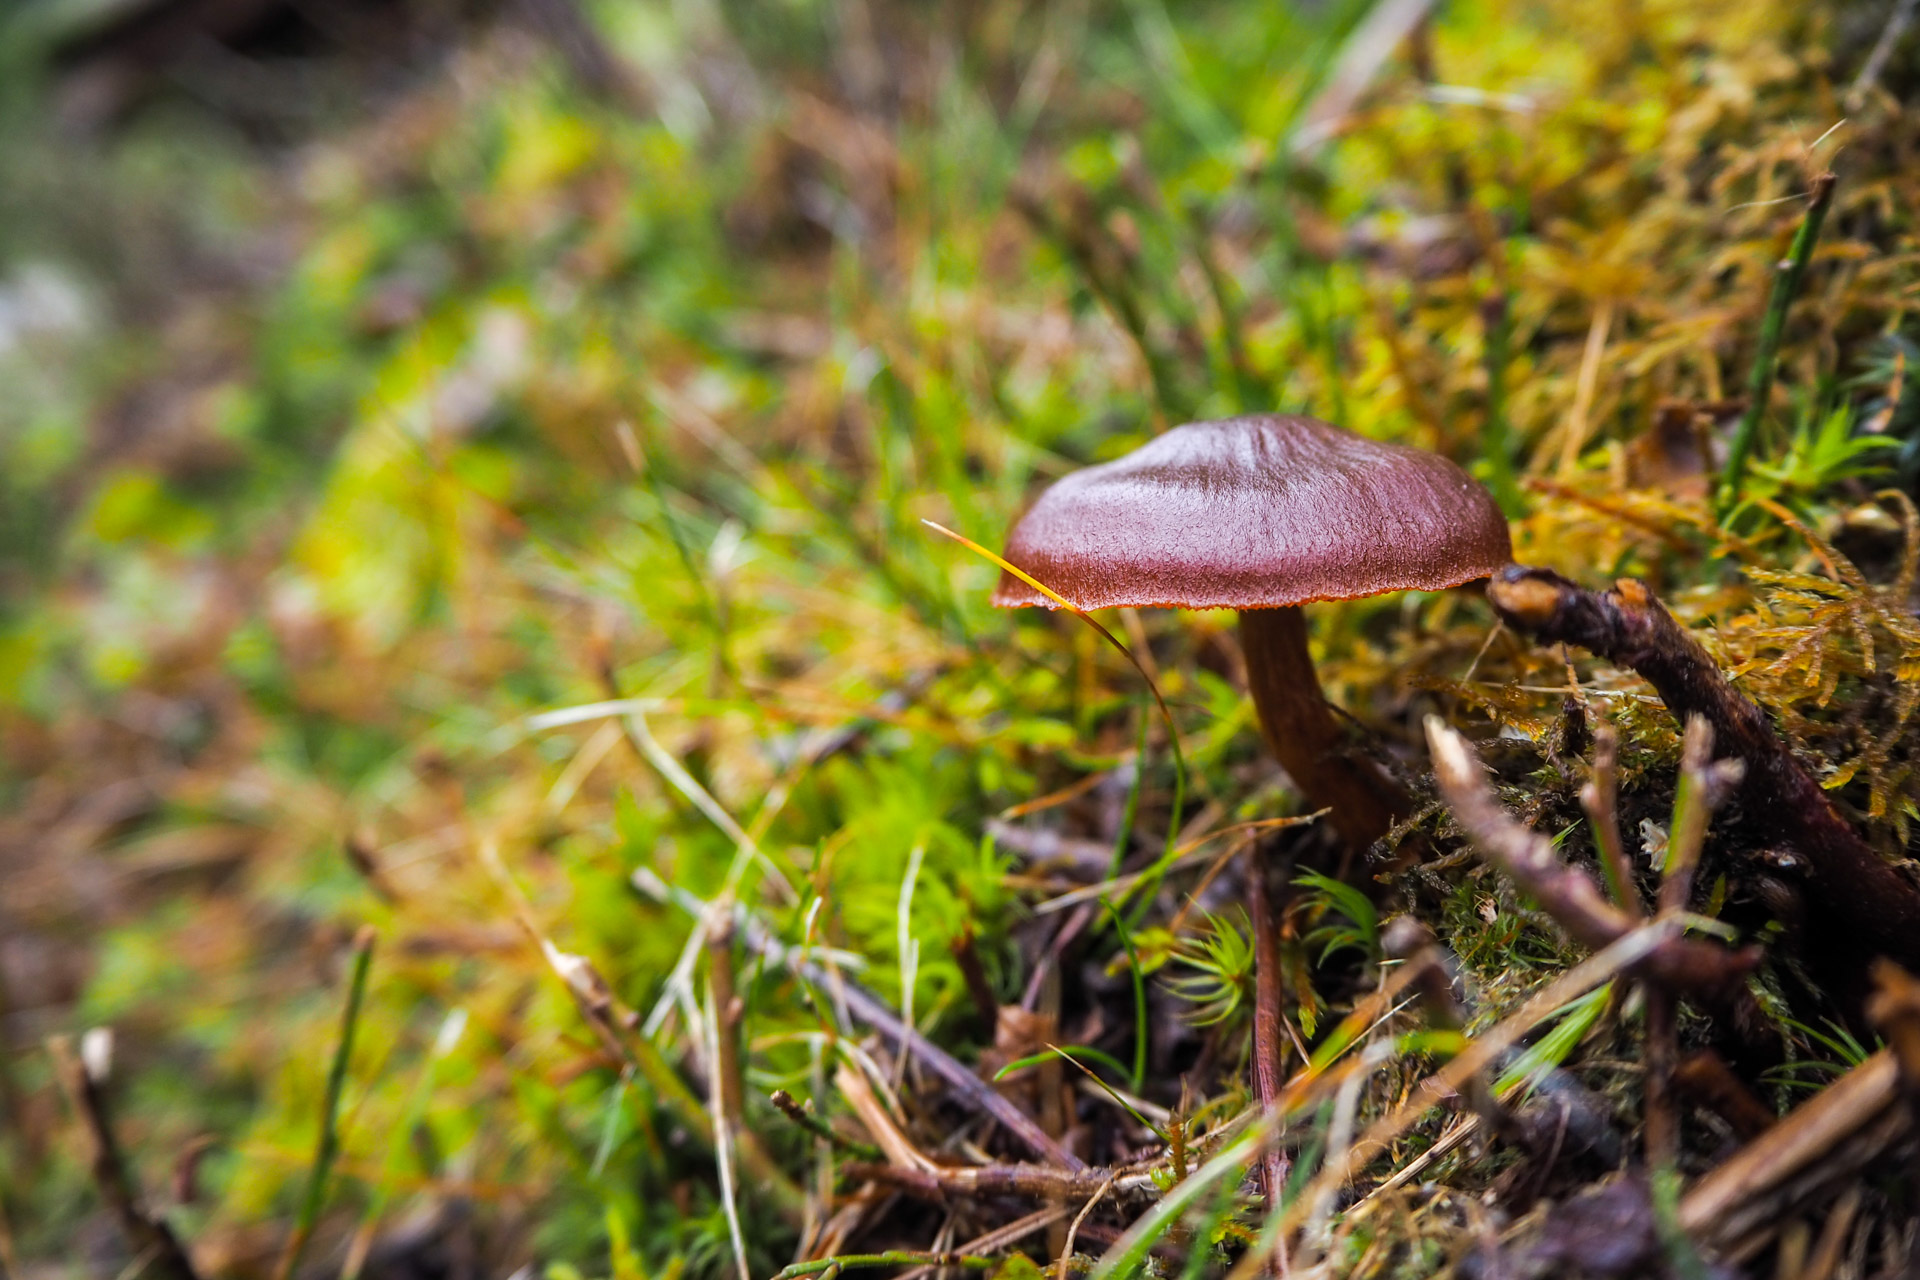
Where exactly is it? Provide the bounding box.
[481,842,808,1223]
[1678,1051,1905,1261]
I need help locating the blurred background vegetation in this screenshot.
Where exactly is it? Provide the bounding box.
[3,0,1918,1276]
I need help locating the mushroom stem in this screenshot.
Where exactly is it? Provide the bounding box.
[1239,606,1411,852]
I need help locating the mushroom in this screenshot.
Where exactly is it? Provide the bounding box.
[993,413,1512,852]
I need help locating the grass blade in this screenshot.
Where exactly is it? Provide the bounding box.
[1718,171,1839,513]
[273,925,375,1280]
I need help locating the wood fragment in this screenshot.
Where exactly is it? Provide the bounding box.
[1672,1051,1776,1141]
[840,1159,1160,1204]
[1866,960,1920,1090]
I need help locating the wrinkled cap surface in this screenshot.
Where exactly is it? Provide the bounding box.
[993,414,1512,610]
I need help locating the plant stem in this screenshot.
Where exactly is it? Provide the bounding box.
[274,925,376,1280]
[772,1252,999,1280]
[1103,901,1150,1094]
[1487,563,1920,979]
[1425,717,1758,1000]
[1660,718,1717,916]
[1717,172,1838,513]
[1480,292,1522,515]
[1110,695,1150,879]
[1581,725,1641,918]
[706,907,745,1127]
[768,1089,883,1161]
[1246,854,1291,1216]
[1644,987,1679,1168]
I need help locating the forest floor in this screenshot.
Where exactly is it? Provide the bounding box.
[4,1,1920,1277]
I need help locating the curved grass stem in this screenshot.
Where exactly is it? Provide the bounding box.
[1717,171,1838,514]
[273,926,375,1280]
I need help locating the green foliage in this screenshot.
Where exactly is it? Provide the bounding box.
[1733,402,1899,516]
[1294,870,1379,964]
[1762,1017,1878,1092]
[1492,981,1612,1097]
[1165,910,1256,1028]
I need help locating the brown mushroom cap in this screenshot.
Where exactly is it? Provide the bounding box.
[993,414,1512,611]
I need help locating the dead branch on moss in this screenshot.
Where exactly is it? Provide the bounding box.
[49,1033,202,1280]
[771,1089,884,1161]
[1425,717,1760,1000]
[1487,564,1920,975]
[833,1059,1163,1212]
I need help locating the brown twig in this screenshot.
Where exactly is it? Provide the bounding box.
[1643,988,1679,1169]
[1246,850,1291,1214]
[1487,565,1920,975]
[770,1089,883,1161]
[49,1033,202,1280]
[1648,717,1739,1168]
[1424,717,1760,1000]
[1865,959,1920,1199]
[951,927,1000,1037]
[1059,1172,1117,1279]
[1659,717,1732,917]
[1870,961,1920,1092]
[840,1160,1159,1205]
[891,1208,1075,1280]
